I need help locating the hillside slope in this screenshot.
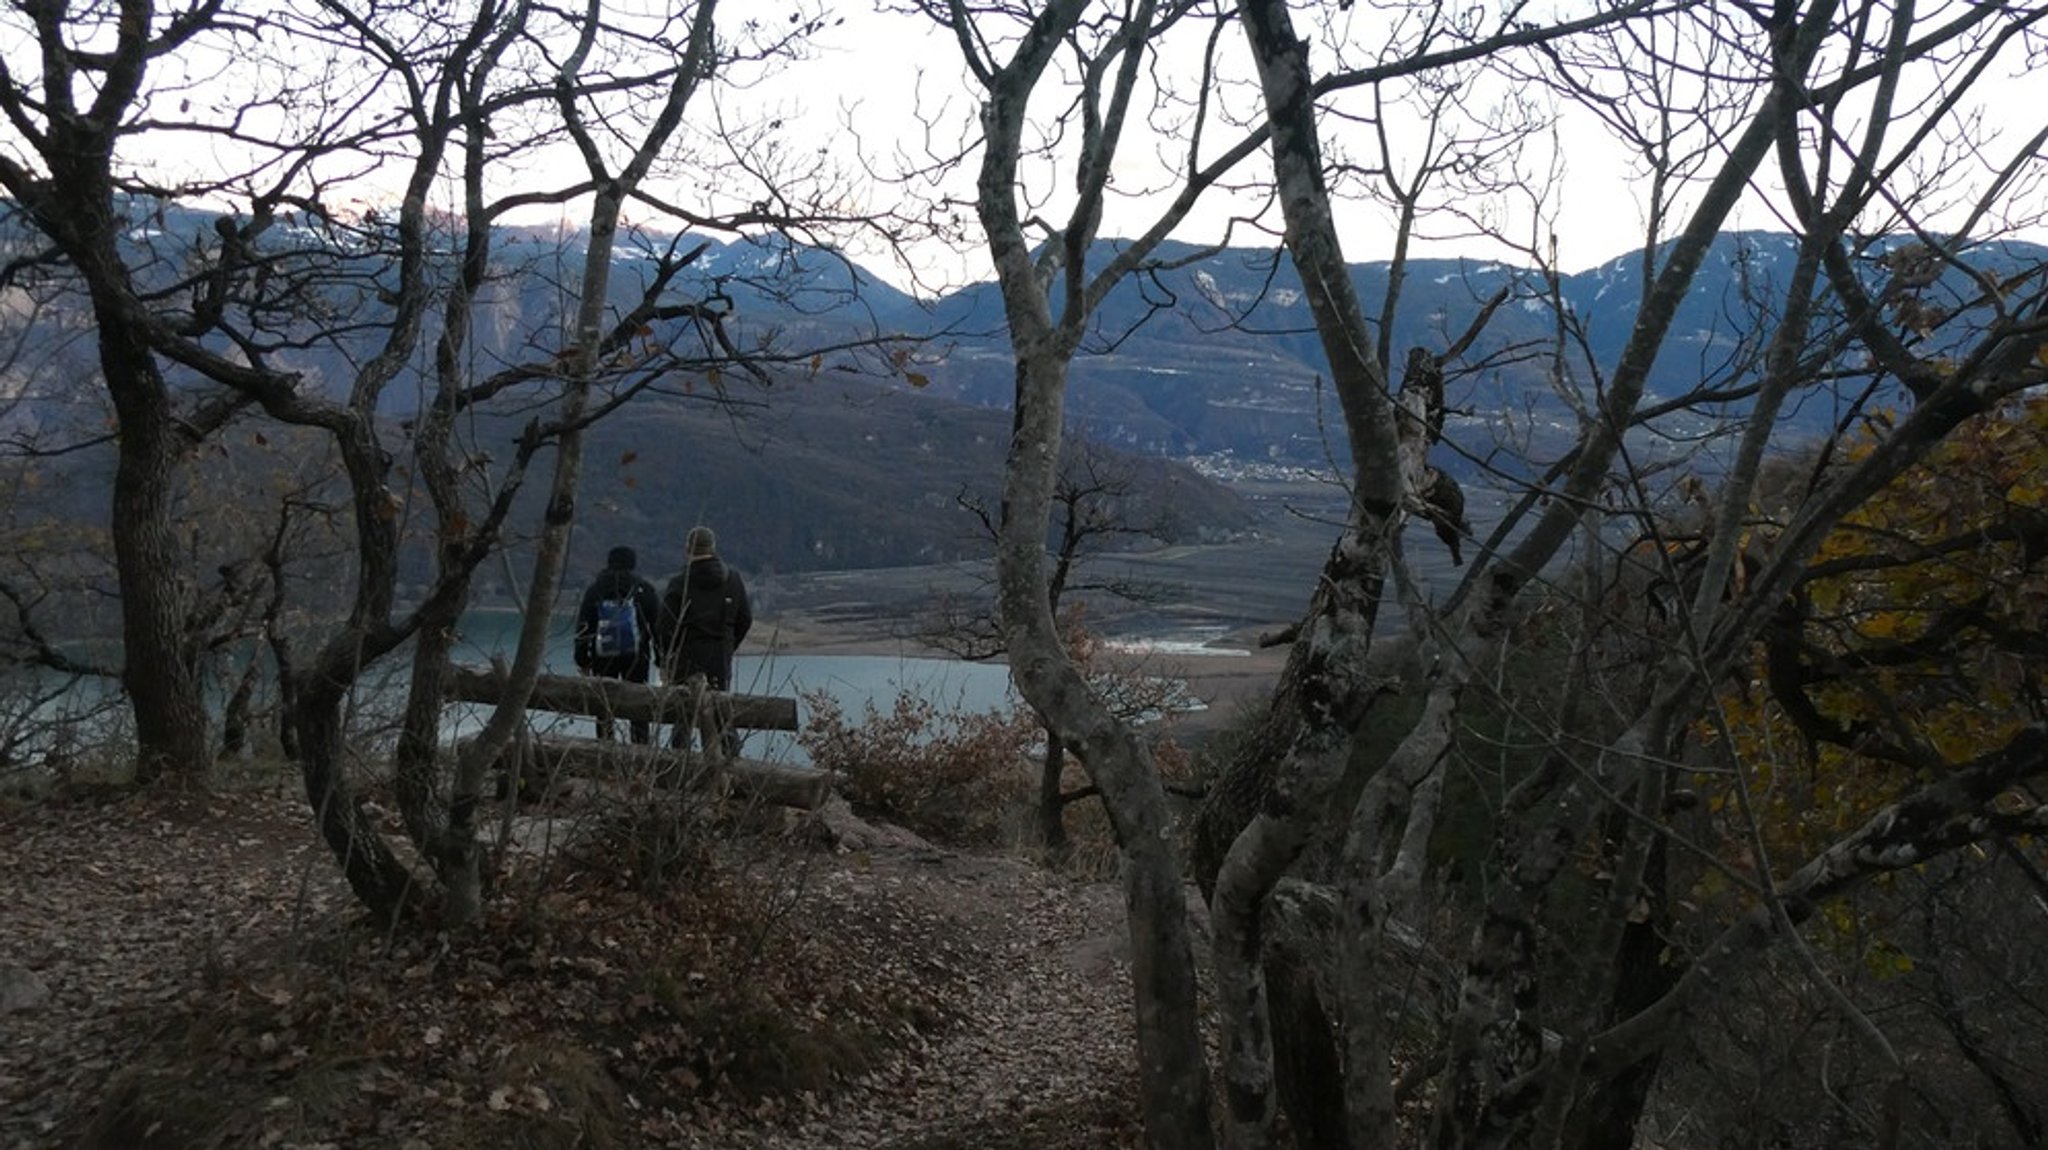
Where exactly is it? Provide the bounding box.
[482,369,1260,588]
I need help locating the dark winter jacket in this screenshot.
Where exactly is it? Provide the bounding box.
[660,557,752,689]
[573,566,665,676]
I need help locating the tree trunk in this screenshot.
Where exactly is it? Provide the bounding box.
[1214,3,1426,1139]
[396,602,465,864]
[1562,836,1676,1150]
[267,630,301,761]
[438,3,723,926]
[41,138,216,787]
[293,678,423,924]
[1038,724,1070,858]
[105,322,213,787]
[962,5,1217,1138]
[442,412,590,929]
[218,654,259,759]
[4,18,220,790]
[997,354,1216,1150]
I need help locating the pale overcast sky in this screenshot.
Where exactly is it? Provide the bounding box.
[10,3,2038,294]
[786,3,2047,293]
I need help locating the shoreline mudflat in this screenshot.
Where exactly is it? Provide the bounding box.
[757,608,1287,744]
[472,601,1290,735]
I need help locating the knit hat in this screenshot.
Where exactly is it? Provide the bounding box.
[607,545,636,570]
[686,526,717,558]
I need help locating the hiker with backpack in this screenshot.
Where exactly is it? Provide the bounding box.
[659,526,752,754]
[573,545,666,744]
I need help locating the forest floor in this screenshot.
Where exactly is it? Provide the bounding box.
[0,777,1197,1149]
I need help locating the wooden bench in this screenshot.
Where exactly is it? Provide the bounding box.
[446,664,830,809]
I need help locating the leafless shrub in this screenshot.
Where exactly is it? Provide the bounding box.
[799,688,1040,848]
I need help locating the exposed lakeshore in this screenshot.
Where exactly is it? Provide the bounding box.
[753,605,1289,746]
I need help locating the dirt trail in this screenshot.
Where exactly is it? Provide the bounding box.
[0,789,1153,1149]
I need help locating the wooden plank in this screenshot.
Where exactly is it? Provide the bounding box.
[446,664,797,731]
[471,735,835,810]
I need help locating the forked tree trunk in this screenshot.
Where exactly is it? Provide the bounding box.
[968,4,1217,1142]
[1214,3,1422,1141]
[998,357,1216,1150]
[441,3,724,926]
[109,411,213,786]
[1037,725,1070,858]
[64,155,217,787]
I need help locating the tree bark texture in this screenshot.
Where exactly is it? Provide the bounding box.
[108,386,214,785]
[0,9,218,786]
[970,4,1216,1144]
[1212,2,1441,1140]
[1038,727,1071,857]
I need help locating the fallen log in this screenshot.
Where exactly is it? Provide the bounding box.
[446,664,797,731]
[468,735,836,810]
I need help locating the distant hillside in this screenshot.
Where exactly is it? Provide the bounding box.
[10,203,2041,577]
[464,369,1259,595]
[888,232,2048,478]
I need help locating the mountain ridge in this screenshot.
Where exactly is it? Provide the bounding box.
[7,204,2041,576]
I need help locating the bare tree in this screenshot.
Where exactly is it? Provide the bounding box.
[0,0,881,922]
[894,0,2048,1145]
[926,439,1183,856]
[907,1,1592,1141]
[0,1,259,784]
[249,1,863,924]
[915,1,1256,1141]
[423,0,744,926]
[1200,1,2048,1147]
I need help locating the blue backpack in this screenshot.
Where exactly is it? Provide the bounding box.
[593,595,640,659]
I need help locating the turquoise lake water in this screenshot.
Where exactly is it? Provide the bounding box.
[441,612,1020,763]
[13,610,1217,770]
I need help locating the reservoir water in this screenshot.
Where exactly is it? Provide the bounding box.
[443,613,1020,763]
[10,612,1208,770]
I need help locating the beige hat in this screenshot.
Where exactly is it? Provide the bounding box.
[686,526,717,558]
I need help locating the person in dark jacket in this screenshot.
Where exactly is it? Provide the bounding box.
[660,526,752,752]
[573,545,665,744]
